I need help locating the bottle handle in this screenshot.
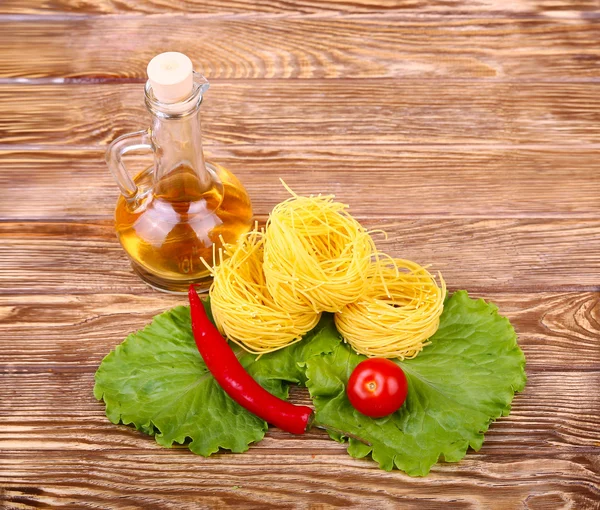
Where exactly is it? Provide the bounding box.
[105,129,153,200]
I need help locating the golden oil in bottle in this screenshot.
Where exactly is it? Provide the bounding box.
[115,163,252,293]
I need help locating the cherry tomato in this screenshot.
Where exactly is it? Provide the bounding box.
[347,358,408,418]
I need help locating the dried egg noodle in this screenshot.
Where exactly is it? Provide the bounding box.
[207,183,445,359]
[209,230,321,355]
[335,259,446,359]
[263,186,376,314]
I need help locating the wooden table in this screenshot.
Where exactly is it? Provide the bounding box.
[1,1,600,508]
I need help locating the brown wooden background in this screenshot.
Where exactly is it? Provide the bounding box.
[1,1,600,508]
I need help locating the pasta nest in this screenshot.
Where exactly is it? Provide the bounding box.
[335,258,446,360]
[210,230,321,355]
[263,192,376,314]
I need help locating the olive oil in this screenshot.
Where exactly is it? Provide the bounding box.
[115,163,253,293]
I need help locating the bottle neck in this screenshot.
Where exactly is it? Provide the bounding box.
[145,72,212,202]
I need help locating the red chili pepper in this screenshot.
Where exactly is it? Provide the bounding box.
[188,285,314,435]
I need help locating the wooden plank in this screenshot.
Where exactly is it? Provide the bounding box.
[0,446,599,510]
[1,81,600,147]
[1,219,599,294]
[2,0,599,17]
[2,147,600,221]
[0,18,599,80]
[1,450,598,509]
[0,291,598,369]
[1,368,600,453]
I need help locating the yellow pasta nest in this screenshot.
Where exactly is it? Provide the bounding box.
[208,183,445,359]
[334,258,446,360]
[209,230,321,355]
[263,188,376,314]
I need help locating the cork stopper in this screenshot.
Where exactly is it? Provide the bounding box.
[147,52,194,104]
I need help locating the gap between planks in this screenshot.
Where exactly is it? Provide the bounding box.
[1,11,599,21]
[4,144,600,150]
[0,365,596,373]
[1,0,600,19]
[2,78,600,85]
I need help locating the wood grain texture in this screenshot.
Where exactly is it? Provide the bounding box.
[2,220,599,294]
[1,291,599,369]
[0,17,599,80]
[1,450,598,509]
[2,366,599,506]
[2,0,599,17]
[2,81,600,147]
[2,0,600,506]
[2,147,600,221]
[1,369,600,495]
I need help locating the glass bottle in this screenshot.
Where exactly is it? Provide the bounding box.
[106,53,253,293]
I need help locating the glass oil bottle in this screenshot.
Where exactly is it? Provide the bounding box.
[106,52,253,293]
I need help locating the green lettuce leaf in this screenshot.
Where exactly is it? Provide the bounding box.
[251,313,341,385]
[94,302,339,456]
[304,291,527,476]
